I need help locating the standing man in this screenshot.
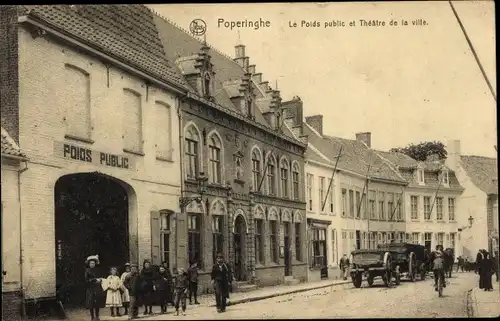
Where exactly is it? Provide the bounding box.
[457,256,464,273]
[123,264,140,320]
[339,254,350,280]
[211,252,231,313]
[187,260,200,305]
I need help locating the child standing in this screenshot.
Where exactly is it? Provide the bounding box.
[173,267,189,316]
[102,267,124,317]
[120,263,132,316]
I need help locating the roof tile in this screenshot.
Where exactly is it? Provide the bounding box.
[461,155,498,195]
[1,127,25,157]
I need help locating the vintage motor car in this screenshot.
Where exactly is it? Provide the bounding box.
[377,243,429,281]
[349,249,401,288]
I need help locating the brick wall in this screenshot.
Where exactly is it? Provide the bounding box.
[0,6,19,142]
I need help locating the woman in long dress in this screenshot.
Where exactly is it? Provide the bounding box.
[120,263,131,315]
[481,253,494,291]
[140,259,156,315]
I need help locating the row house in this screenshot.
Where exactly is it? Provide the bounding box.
[376,151,464,255]
[153,12,308,291]
[282,109,408,281]
[445,140,498,259]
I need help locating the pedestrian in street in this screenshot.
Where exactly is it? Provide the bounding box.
[120,263,132,316]
[160,261,174,306]
[155,265,172,314]
[457,256,464,272]
[493,254,499,283]
[187,260,200,305]
[102,267,124,317]
[340,254,350,280]
[477,250,486,288]
[123,264,141,320]
[173,267,189,316]
[84,255,105,321]
[480,252,494,291]
[139,259,156,315]
[431,245,446,291]
[211,252,231,313]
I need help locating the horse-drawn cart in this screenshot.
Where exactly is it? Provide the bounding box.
[349,249,401,288]
[377,243,429,282]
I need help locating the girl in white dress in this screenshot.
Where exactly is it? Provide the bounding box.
[120,263,132,316]
[102,267,124,317]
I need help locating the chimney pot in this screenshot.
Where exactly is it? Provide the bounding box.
[305,115,323,136]
[248,64,256,74]
[355,132,372,148]
[252,72,262,84]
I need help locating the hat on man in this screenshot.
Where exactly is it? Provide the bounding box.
[124,263,131,267]
[85,255,100,265]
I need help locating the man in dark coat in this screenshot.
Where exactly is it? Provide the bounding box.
[339,254,350,280]
[187,260,200,305]
[211,252,231,313]
[477,250,486,288]
[123,264,141,320]
[139,260,156,315]
[480,252,494,291]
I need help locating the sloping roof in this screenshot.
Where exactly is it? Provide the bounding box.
[21,5,189,89]
[461,155,498,195]
[1,127,25,158]
[303,124,405,183]
[376,151,419,169]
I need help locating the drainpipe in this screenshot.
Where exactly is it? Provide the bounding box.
[18,159,29,317]
[176,95,187,268]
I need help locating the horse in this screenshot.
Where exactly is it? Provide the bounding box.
[444,248,455,278]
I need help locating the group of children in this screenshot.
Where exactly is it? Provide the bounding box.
[84,255,200,320]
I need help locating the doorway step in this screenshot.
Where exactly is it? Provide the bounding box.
[284,276,300,286]
[233,280,258,293]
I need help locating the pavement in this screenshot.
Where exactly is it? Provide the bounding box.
[469,281,500,317]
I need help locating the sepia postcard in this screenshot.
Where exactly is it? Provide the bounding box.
[0,2,497,320]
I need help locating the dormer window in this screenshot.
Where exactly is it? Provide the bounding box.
[203,73,211,98]
[441,170,449,186]
[417,168,425,185]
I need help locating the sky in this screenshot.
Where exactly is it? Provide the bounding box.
[148,1,496,158]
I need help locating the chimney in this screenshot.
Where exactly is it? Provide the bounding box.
[260,81,270,92]
[445,139,461,171]
[305,115,323,136]
[243,57,250,71]
[282,96,303,127]
[248,64,256,74]
[355,132,372,148]
[252,72,262,84]
[235,44,245,58]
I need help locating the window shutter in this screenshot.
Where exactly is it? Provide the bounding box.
[176,212,188,269]
[151,211,161,265]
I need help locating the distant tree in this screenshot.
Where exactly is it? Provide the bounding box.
[390,141,447,162]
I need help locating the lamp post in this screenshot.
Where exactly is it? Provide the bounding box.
[458,215,474,258]
[176,172,209,267]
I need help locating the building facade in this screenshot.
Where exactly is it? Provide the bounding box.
[1,5,185,311]
[377,151,464,255]
[153,13,309,292]
[445,140,498,259]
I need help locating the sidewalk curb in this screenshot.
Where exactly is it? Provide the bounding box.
[209,280,351,308]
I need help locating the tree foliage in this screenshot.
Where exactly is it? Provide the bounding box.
[390,141,447,162]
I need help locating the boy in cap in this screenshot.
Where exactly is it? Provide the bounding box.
[173,267,189,316]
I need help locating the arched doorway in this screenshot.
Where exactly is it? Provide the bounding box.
[233,214,247,281]
[54,172,131,307]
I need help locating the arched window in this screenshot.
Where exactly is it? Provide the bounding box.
[280,158,289,198]
[266,155,276,195]
[208,133,222,184]
[251,149,262,191]
[185,125,200,179]
[292,162,300,200]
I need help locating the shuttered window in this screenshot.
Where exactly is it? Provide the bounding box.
[64,64,91,139]
[155,101,172,160]
[123,89,143,153]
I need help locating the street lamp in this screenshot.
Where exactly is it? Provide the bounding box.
[458,215,474,232]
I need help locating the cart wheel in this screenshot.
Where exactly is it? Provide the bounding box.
[353,273,362,288]
[367,275,374,286]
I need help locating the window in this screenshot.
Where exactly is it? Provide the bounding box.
[361,193,367,219]
[363,232,368,248]
[450,233,456,252]
[412,232,420,244]
[267,156,277,195]
[448,198,455,221]
[292,163,300,200]
[388,232,395,243]
[208,135,222,184]
[349,190,355,217]
[160,212,171,269]
[417,169,425,184]
[319,177,325,212]
[155,102,172,159]
[123,89,143,153]
[442,171,449,185]
[254,219,264,264]
[400,232,405,243]
[295,223,301,261]
[355,191,361,218]
[424,196,431,220]
[424,232,432,251]
[341,189,347,217]
[328,179,334,213]
[437,232,444,246]
[396,194,403,221]
[306,174,314,211]
[312,229,326,267]
[212,216,224,264]
[252,150,262,192]
[370,232,376,249]
[387,193,394,221]
[64,64,91,139]
[280,160,289,198]
[185,126,200,179]
[188,214,202,267]
[411,196,419,219]
[382,232,387,244]
[369,191,376,219]
[436,197,443,220]
[270,220,279,263]
[378,192,385,220]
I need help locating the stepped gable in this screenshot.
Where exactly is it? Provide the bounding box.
[151,10,294,139]
[460,155,498,194]
[21,5,189,89]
